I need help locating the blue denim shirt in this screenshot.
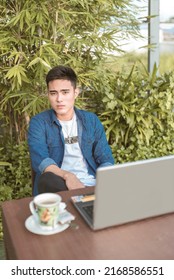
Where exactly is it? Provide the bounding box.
[28,107,114,195]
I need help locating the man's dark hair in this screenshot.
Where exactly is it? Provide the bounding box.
[46,65,77,88]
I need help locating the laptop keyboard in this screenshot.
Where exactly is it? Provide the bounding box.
[82,204,94,220]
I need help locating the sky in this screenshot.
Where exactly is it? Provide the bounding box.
[160,0,174,21]
[120,0,174,53]
[134,0,174,21]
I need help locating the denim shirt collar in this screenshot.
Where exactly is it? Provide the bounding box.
[50,109,61,126]
[49,107,84,146]
[49,107,86,127]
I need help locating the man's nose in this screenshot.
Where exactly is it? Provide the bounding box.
[56,93,62,102]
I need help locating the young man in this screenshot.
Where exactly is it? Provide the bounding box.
[28,65,114,195]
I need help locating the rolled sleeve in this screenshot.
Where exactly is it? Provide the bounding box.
[38,158,58,173]
[98,162,114,169]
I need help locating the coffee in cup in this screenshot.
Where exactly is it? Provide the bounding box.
[29,193,61,230]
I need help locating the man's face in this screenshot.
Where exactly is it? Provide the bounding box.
[48,79,79,121]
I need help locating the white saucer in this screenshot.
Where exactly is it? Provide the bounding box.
[25,215,69,235]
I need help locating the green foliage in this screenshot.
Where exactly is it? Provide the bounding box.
[0,0,141,143]
[109,51,174,75]
[0,140,32,239]
[98,67,174,163]
[0,141,32,199]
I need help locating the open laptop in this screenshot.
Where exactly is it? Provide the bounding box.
[71,155,174,230]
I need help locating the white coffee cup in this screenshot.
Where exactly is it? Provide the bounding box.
[29,193,62,230]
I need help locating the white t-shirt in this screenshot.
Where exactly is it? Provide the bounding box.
[59,114,96,186]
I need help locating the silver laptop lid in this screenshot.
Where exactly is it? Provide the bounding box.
[93,155,174,230]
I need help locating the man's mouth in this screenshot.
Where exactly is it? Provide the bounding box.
[57,105,65,109]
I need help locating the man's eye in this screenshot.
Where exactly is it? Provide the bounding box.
[62,91,69,94]
[49,92,57,95]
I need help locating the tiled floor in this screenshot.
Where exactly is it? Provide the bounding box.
[0,240,6,260]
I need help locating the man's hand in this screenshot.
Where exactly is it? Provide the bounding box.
[44,164,85,190]
[63,172,85,190]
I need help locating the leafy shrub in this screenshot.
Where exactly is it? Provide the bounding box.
[99,66,174,162]
[0,141,32,199]
[0,141,32,239]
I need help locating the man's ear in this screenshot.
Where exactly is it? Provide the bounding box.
[75,87,80,99]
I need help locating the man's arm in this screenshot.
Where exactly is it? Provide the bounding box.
[44,165,85,190]
[28,115,84,190]
[93,115,115,167]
